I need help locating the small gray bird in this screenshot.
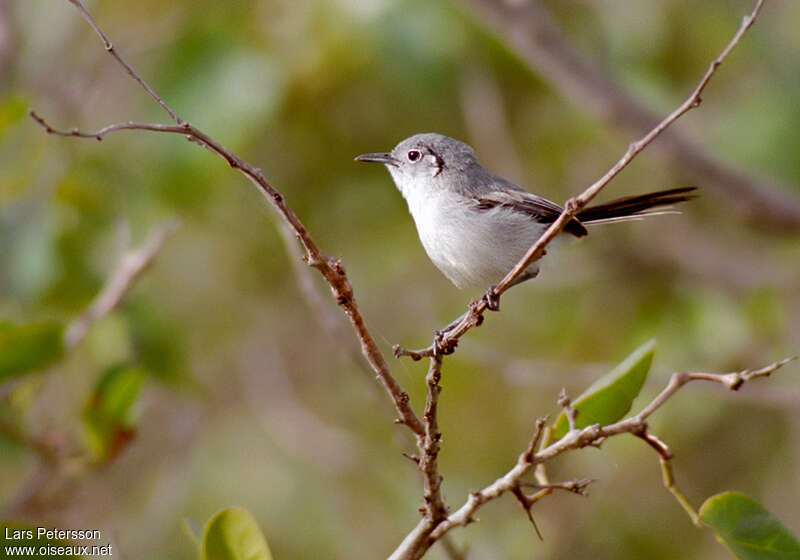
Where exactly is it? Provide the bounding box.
[356,133,695,290]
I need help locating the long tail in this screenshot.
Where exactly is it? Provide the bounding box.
[577,186,697,225]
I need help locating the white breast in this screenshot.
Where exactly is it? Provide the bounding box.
[401,186,548,289]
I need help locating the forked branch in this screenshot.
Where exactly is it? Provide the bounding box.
[411,358,794,554]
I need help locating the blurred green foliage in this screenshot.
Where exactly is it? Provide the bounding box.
[0,321,64,381]
[0,1,798,559]
[82,364,144,461]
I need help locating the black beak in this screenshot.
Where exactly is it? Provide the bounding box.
[354,152,399,167]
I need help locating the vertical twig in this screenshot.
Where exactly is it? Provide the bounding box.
[420,355,448,522]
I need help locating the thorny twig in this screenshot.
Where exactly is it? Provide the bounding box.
[512,477,594,539]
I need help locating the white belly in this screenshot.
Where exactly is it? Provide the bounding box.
[406,191,548,289]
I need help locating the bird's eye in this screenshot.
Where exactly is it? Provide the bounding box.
[407,150,421,162]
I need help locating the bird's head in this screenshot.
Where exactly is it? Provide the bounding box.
[355,133,478,199]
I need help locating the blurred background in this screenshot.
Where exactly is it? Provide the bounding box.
[1,0,799,558]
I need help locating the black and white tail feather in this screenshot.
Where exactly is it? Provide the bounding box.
[574,187,697,230]
[472,185,697,238]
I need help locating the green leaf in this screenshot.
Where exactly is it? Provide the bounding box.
[203,507,273,560]
[700,491,800,560]
[0,521,85,558]
[82,364,145,461]
[551,339,655,440]
[0,321,64,381]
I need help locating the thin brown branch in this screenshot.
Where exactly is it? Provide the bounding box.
[633,425,672,460]
[33,0,424,438]
[395,0,766,361]
[29,112,189,140]
[462,0,800,230]
[521,417,547,464]
[631,356,796,422]
[420,355,448,523]
[64,219,181,349]
[395,356,793,557]
[511,485,545,539]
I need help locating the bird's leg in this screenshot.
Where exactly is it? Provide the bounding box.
[483,285,501,311]
[434,269,540,354]
[511,269,539,287]
[433,328,458,356]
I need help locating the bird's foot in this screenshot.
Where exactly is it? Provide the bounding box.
[483,285,501,311]
[433,329,458,356]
